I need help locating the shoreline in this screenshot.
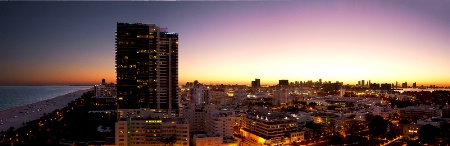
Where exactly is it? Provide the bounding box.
[0,89,92,132]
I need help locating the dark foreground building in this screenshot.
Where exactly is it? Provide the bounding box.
[114,23,188,146]
[115,22,178,112]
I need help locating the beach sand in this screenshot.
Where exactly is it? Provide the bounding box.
[0,89,92,132]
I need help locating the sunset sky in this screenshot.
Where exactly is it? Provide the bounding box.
[1,1,450,86]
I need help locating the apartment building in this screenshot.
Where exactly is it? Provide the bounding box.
[115,117,189,146]
[204,105,240,138]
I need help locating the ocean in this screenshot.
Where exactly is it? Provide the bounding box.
[397,88,450,93]
[0,86,92,111]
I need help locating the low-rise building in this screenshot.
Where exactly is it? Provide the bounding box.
[204,105,240,138]
[417,118,441,128]
[114,109,189,146]
[373,106,395,119]
[183,104,205,132]
[398,106,438,121]
[192,134,239,146]
[402,124,420,140]
[240,108,303,146]
[442,107,450,118]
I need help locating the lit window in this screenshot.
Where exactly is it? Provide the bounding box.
[137,35,148,38]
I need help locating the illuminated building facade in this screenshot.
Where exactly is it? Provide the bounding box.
[240,109,303,146]
[115,118,189,146]
[95,83,116,98]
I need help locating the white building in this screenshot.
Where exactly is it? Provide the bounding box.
[233,88,248,104]
[183,103,205,132]
[189,85,211,105]
[95,83,116,98]
[210,90,228,105]
[373,106,395,119]
[273,89,288,106]
[204,105,240,138]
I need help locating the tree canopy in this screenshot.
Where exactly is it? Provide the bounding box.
[365,114,389,138]
[418,124,439,144]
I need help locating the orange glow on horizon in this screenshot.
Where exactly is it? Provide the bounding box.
[2,73,449,86]
[2,2,450,87]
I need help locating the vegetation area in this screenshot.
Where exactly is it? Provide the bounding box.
[402,91,450,105]
[0,90,117,146]
[404,122,450,145]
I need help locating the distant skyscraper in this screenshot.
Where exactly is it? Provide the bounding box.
[361,80,365,87]
[251,78,260,88]
[369,83,380,90]
[402,82,408,88]
[102,78,106,85]
[115,22,178,112]
[381,83,391,90]
[413,82,417,88]
[279,79,289,86]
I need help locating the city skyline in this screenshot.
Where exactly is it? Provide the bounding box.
[1,1,450,86]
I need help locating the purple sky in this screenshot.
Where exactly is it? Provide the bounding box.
[1,1,449,86]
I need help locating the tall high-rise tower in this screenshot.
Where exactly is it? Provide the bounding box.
[114,23,189,146]
[251,78,260,88]
[115,22,178,112]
